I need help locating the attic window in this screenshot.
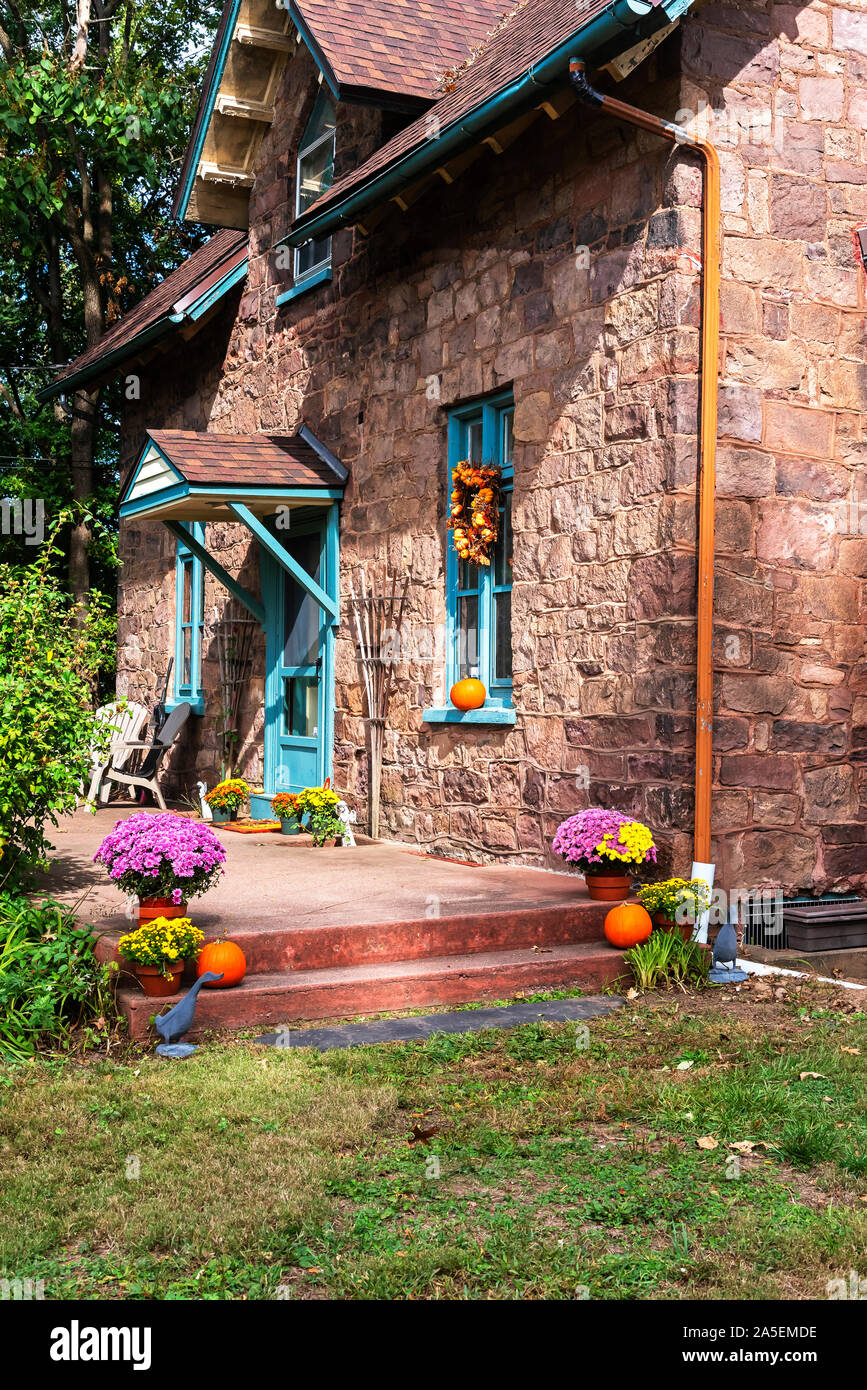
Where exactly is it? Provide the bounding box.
[295,93,336,285]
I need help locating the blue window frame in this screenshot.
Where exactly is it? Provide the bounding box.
[294,92,336,288]
[446,392,514,707]
[173,523,205,710]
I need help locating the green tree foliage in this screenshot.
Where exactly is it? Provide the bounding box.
[0,1,220,602]
[0,524,115,887]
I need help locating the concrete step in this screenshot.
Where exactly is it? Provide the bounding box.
[118,940,628,1041]
[96,899,612,975]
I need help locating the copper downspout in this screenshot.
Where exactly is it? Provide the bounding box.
[569,59,721,863]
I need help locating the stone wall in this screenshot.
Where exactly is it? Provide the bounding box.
[677,1,867,891]
[116,8,866,895]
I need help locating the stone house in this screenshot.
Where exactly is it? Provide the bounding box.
[46,0,867,898]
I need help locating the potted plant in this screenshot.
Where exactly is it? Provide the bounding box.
[271,792,302,835]
[636,878,710,941]
[117,916,204,997]
[94,812,227,922]
[551,808,657,900]
[204,777,249,823]
[296,784,344,847]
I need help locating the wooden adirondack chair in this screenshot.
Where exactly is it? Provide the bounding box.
[101,701,192,811]
[84,701,149,806]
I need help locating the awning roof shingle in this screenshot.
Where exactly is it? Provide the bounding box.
[146,429,342,489]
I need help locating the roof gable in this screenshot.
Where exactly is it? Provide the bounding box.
[175,0,515,227]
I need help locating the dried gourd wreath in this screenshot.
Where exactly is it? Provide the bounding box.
[447,460,503,566]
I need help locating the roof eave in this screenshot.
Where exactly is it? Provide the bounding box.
[283,0,683,248]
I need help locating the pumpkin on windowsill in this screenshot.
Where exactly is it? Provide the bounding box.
[450,677,486,711]
[197,932,247,988]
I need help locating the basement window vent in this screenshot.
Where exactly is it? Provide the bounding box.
[742,892,866,952]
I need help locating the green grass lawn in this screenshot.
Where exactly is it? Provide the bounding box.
[1,980,865,1300]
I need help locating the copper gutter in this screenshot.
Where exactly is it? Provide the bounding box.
[569,59,721,863]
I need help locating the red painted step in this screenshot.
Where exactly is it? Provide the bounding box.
[118,941,627,1041]
[95,900,612,975]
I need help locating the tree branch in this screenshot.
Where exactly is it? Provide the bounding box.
[69,0,91,72]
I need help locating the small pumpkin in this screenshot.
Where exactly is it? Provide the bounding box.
[197,936,247,988]
[450,677,486,711]
[603,902,652,949]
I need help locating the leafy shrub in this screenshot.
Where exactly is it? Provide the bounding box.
[625,932,709,992]
[0,894,114,1062]
[0,547,114,887]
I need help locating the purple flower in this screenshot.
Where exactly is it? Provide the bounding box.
[94,813,226,902]
[551,807,657,870]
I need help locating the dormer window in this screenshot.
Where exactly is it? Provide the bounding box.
[295,93,336,286]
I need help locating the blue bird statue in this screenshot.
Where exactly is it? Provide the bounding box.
[154,972,223,1058]
[709,909,747,984]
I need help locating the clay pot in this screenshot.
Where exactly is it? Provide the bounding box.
[584,873,632,902]
[654,913,694,942]
[135,961,183,997]
[138,897,187,924]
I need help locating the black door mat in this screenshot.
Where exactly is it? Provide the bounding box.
[256,994,625,1050]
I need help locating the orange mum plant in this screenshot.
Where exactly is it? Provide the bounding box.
[448,460,502,566]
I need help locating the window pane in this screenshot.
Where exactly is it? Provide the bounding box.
[182,627,192,687]
[458,557,478,593]
[494,492,512,588]
[284,676,319,737]
[298,139,335,213]
[467,420,483,463]
[494,591,512,682]
[458,595,479,678]
[502,409,514,469]
[181,559,192,624]
[297,234,331,278]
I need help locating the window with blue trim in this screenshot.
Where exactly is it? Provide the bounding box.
[294,92,336,286]
[174,524,205,705]
[447,394,514,706]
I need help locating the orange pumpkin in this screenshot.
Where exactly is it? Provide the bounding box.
[603,902,652,949]
[450,677,486,711]
[197,937,247,988]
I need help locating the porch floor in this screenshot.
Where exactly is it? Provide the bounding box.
[42,807,627,1038]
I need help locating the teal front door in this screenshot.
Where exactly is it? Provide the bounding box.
[262,509,337,796]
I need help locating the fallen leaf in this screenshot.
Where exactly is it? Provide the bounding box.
[799,1072,827,1081]
[697,1135,719,1151]
[729,1140,757,1154]
[625,988,638,1001]
[676,1060,694,1071]
[841,1047,861,1055]
[408,1124,439,1145]
[531,945,552,954]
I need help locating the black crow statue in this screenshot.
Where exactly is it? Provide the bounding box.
[154,972,223,1057]
[709,909,748,984]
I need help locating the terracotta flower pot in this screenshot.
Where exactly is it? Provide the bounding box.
[584,873,632,902]
[138,897,187,924]
[654,913,694,942]
[135,961,183,997]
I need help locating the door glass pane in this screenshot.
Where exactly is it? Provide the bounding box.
[458,594,479,678]
[494,492,512,588]
[284,676,319,738]
[283,531,322,669]
[494,591,512,683]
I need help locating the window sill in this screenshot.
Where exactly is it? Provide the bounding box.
[165,695,205,717]
[422,705,516,726]
[275,267,332,306]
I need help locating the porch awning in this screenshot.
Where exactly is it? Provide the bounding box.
[119,425,347,521]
